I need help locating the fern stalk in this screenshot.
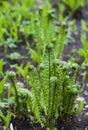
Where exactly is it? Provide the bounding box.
[8,72,19,113]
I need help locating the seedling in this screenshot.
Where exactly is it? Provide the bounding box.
[7,52,21,60]
[0,0,36,50]
[7,71,32,115]
[62,0,87,14]
[0,110,12,130]
[15,62,30,84]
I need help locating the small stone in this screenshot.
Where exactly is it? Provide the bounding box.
[4,82,10,88]
[78,118,81,122]
[85,105,88,109]
[84,90,88,96]
[10,123,14,130]
[85,112,88,116]
[76,96,85,102]
[17,82,24,87]
[82,108,86,111]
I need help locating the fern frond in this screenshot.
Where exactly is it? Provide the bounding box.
[29,65,43,124]
[49,76,58,128]
[41,44,54,115]
[55,23,67,58]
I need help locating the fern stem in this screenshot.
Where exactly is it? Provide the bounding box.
[51,65,56,116]
[50,80,57,129]
[75,68,79,83]
[10,77,19,112]
[49,48,51,112]
[47,48,51,127]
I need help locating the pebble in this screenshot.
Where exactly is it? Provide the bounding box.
[76,97,85,102]
[85,105,88,109]
[84,90,88,96]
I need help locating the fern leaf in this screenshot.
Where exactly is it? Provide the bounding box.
[29,65,43,124]
[40,44,54,115]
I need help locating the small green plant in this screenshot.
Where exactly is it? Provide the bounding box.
[7,71,32,115]
[0,71,32,129]
[0,110,12,130]
[0,0,36,50]
[62,0,87,14]
[0,72,13,129]
[15,62,30,84]
[7,52,21,60]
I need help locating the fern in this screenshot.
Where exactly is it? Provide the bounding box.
[28,6,67,63]
[42,44,54,115]
[8,71,20,113]
[28,44,81,129]
[29,65,43,125]
[54,22,67,58]
[76,99,84,116]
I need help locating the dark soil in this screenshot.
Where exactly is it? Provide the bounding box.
[0,43,31,72]
[0,2,88,130]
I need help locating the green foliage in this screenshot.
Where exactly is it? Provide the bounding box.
[62,0,87,13]
[58,3,65,22]
[29,44,81,129]
[8,71,19,112]
[0,0,36,49]
[7,52,21,60]
[15,62,30,84]
[76,99,84,115]
[5,38,17,48]
[0,1,86,129]
[28,6,67,63]
[78,20,88,66]
[0,110,12,130]
[7,71,32,115]
[0,45,84,129]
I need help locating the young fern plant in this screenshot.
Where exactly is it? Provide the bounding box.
[7,71,32,115]
[29,44,82,129]
[28,6,67,63]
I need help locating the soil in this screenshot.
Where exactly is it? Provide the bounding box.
[0,2,88,130]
